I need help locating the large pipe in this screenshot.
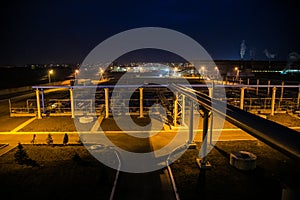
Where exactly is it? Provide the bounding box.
[173,84,300,160]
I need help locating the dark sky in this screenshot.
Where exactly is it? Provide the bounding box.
[0,0,299,66]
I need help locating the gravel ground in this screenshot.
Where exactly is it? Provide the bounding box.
[171,140,300,200]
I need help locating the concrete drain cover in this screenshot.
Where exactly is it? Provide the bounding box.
[79,116,94,123]
[230,151,257,170]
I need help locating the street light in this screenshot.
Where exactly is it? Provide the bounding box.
[214,66,219,79]
[99,68,104,80]
[48,69,53,83]
[74,69,79,79]
[174,67,178,77]
[200,66,205,79]
[234,67,239,82]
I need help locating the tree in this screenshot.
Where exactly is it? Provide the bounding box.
[63,133,69,145]
[46,134,53,145]
[14,142,29,164]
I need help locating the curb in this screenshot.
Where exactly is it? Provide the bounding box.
[0,143,9,149]
[0,144,17,157]
[167,165,180,200]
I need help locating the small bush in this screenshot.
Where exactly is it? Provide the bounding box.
[30,134,36,144]
[46,134,53,145]
[63,133,69,145]
[77,138,83,145]
[14,142,29,164]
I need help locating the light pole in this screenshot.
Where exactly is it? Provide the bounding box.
[200,66,205,79]
[234,67,239,82]
[99,68,104,80]
[214,66,219,79]
[48,69,53,83]
[74,69,79,79]
[174,67,178,77]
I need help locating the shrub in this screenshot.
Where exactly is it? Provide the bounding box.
[63,133,69,145]
[77,137,83,145]
[14,142,29,164]
[30,134,36,144]
[46,134,53,145]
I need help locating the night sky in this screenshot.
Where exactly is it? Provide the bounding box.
[0,0,299,66]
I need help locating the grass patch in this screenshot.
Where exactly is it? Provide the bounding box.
[267,113,300,127]
[0,145,117,199]
[20,117,77,132]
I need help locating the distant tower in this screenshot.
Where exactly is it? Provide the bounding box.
[281,52,300,74]
[249,48,256,60]
[240,40,246,69]
[249,48,256,70]
[263,49,276,69]
[240,40,246,60]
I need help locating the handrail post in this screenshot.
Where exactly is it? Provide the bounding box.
[271,87,276,116]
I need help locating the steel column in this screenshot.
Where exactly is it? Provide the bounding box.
[267,80,271,96]
[35,89,42,119]
[139,88,144,118]
[41,89,45,113]
[188,100,194,144]
[181,95,186,126]
[256,79,259,95]
[240,87,245,110]
[69,89,75,118]
[280,81,284,103]
[202,109,209,164]
[297,86,300,108]
[208,84,214,145]
[104,88,109,118]
[173,92,178,126]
